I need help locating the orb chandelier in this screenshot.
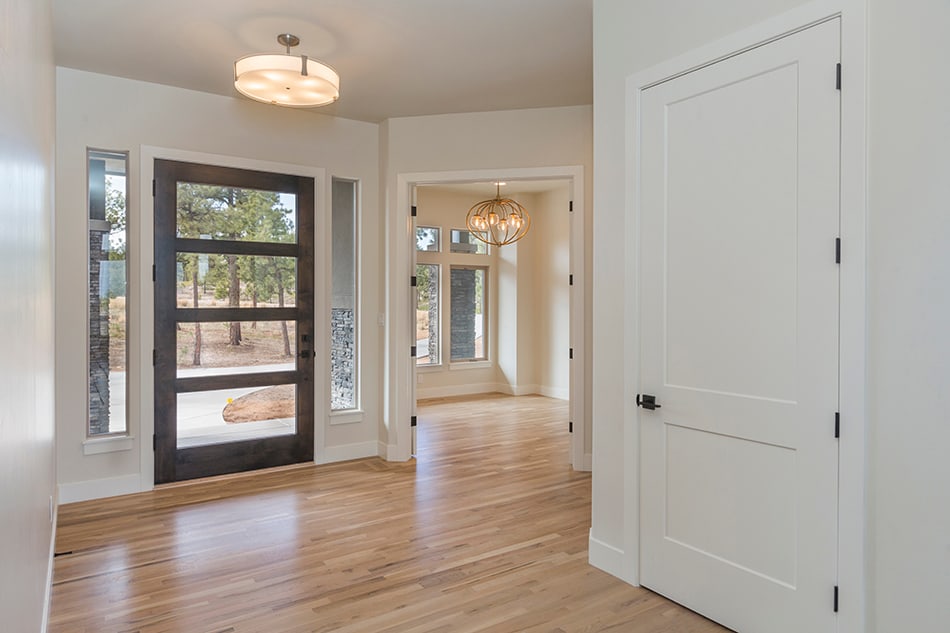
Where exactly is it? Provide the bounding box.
[234,33,340,108]
[465,183,531,247]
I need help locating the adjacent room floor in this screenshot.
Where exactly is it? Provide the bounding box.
[49,394,728,632]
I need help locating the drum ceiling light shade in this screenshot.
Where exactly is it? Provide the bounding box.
[465,183,531,247]
[234,34,340,108]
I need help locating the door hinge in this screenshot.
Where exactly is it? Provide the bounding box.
[569,274,573,286]
[152,264,156,282]
[152,349,156,366]
[835,412,840,439]
[569,200,574,212]
[152,434,156,451]
[410,345,417,358]
[836,63,841,90]
[569,421,573,433]
[152,179,156,197]
[410,275,417,287]
[411,205,417,217]
[569,348,573,360]
[835,237,841,264]
[410,415,417,428]
[833,585,839,612]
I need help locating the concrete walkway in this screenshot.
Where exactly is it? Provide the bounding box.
[108,362,297,445]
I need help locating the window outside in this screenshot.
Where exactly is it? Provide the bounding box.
[331,178,358,411]
[450,229,488,254]
[416,226,440,252]
[88,150,129,436]
[416,264,440,366]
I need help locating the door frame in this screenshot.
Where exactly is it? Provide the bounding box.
[138,146,327,490]
[623,2,867,632]
[389,166,588,470]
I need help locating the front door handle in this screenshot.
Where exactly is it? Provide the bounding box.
[636,394,661,410]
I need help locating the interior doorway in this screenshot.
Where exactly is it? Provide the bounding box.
[391,166,586,469]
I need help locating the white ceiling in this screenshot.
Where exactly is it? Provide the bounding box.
[52,0,593,123]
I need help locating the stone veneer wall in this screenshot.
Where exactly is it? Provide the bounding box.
[331,307,355,409]
[450,268,476,361]
[88,228,110,434]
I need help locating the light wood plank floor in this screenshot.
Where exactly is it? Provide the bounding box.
[51,394,728,633]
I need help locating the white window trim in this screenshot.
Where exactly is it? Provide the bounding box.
[328,409,364,426]
[83,434,135,455]
[329,176,361,414]
[86,148,131,440]
[449,360,492,371]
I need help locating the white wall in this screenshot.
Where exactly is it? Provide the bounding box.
[55,68,381,500]
[384,106,593,452]
[592,0,950,630]
[0,0,57,629]
[866,1,950,630]
[532,187,571,399]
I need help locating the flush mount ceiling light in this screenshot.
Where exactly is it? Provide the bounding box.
[465,183,531,247]
[234,33,340,108]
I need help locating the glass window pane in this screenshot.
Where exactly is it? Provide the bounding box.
[416,264,440,366]
[176,183,297,244]
[177,386,296,448]
[88,150,128,436]
[450,229,488,254]
[176,321,296,376]
[416,226,441,252]
[175,254,296,308]
[331,178,358,411]
[450,267,486,362]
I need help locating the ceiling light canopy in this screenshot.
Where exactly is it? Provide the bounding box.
[465,183,531,247]
[234,33,340,108]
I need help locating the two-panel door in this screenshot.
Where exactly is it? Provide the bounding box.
[637,19,841,633]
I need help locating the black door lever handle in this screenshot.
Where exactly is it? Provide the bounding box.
[636,394,661,410]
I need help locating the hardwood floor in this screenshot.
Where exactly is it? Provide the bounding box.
[50,394,728,633]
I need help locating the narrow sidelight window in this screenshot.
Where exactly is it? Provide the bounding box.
[87,150,129,436]
[331,178,359,411]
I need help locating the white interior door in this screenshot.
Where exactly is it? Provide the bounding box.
[637,19,840,633]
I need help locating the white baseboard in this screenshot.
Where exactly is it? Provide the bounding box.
[505,383,539,396]
[588,529,626,581]
[58,473,144,504]
[378,441,409,461]
[317,441,379,464]
[538,385,569,400]
[577,452,592,472]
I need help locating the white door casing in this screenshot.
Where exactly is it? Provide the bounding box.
[637,18,840,633]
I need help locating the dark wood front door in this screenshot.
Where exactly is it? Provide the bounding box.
[153,159,315,483]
